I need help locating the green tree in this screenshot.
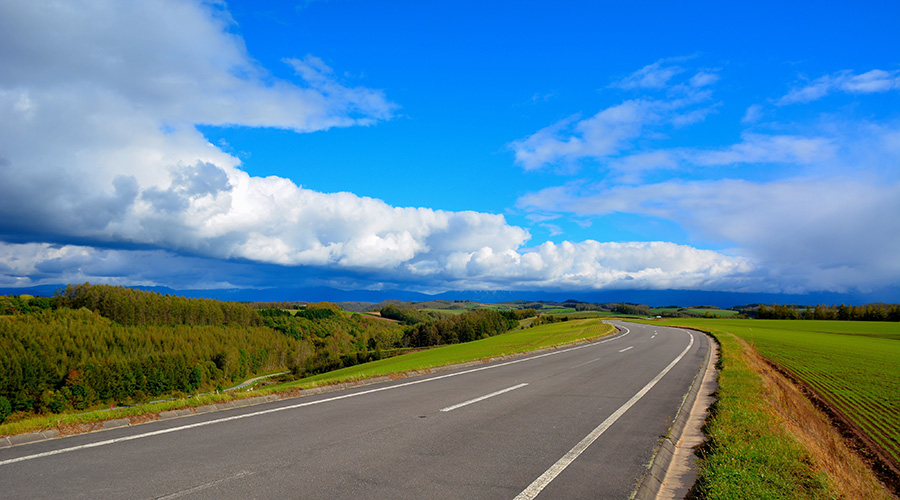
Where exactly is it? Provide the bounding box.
[0,396,11,423]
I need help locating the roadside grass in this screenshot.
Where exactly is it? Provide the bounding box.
[1,319,614,438]
[0,391,242,437]
[267,318,614,390]
[639,318,894,499]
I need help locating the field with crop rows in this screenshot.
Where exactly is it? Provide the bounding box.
[659,319,900,466]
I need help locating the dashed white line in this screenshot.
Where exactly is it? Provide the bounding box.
[440,383,529,412]
[618,346,634,353]
[513,331,695,500]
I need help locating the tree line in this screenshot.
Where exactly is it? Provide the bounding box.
[757,303,900,321]
[388,305,536,348]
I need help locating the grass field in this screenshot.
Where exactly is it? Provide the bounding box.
[649,307,739,318]
[543,310,613,319]
[540,307,577,314]
[687,308,740,317]
[644,318,898,498]
[274,318,613,389]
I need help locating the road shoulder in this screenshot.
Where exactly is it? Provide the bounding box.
[633,329,718,500]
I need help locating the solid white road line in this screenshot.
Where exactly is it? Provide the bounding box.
[440,383,529,412]
[513,330,695,500]
[0,324,631,466]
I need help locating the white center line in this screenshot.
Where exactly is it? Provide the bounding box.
[618,346,634,353]
[513,331,695,500]
[440,383,529,412]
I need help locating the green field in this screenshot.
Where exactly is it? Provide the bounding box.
[687,308,739,317]
[649,307,739,318]
[540,307,577,314]
[544,311,613,319]
[271,318,613,389]
[657,319,900,466]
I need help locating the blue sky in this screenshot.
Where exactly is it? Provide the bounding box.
[1,0,898,300]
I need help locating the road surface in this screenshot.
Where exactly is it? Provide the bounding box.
[0,321,709,499]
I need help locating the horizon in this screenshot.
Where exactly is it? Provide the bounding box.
[1,1,898,301]
[3,282,898,310]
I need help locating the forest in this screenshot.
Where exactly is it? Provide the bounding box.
[391,305,536,348]
[0,285,533,423]
[0,285,404,422]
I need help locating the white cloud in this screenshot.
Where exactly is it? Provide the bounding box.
[778,69,900,105]
[691,133,837,166]
[406,240,752,292]
[510,59,719,171]
[613,60,686,90]
[598,132,834,184]
[742,104,764,124]
[689,71,720,88]
[4,9,892,298]
[0,2,757,294]
[518,174,900,292]
[508,101,659,170]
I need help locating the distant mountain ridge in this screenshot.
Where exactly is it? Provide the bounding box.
[2,284,897,308]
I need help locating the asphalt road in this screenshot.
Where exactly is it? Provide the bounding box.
[0,320,709,499]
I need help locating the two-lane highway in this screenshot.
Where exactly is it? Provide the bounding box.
[0,321,709,499]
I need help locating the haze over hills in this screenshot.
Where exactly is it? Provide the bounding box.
[2,284,896,309]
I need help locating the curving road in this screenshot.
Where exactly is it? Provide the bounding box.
[0,321,709,499]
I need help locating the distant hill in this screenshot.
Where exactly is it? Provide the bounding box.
[1,284,898,309]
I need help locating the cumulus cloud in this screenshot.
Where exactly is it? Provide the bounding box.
[0,2,755,294]
[515,57,900,293]
[5,6,890,297]
[518,173,900,292]
[777,69,900,105]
